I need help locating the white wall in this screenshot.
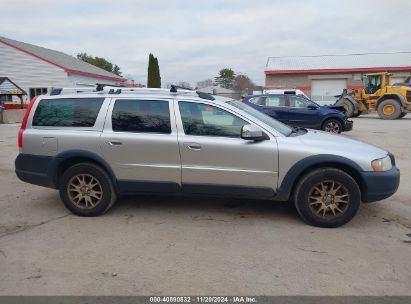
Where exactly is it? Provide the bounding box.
[0,42,119,102]
[0,42,70,102]
[67,73,118,87]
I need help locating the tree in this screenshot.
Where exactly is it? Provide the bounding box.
[232,74,256,94]
[214,68,235,89]
[164,81,193,90]
[113,65,121,76]
[196,79,213,89]
[153,57,161,88]
[176,81,193,89]
[77,52,122,76]
[147,53,161,88]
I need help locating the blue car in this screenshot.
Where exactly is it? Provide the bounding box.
[242,94,353,133]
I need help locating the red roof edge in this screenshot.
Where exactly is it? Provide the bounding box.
[264,66,411,75]
[0,38,124,81]
[64,68,125,81]
[295,86,311,91]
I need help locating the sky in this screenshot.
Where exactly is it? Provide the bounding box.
[1,0,411,86]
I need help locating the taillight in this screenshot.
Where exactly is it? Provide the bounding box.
[18,96,38,152]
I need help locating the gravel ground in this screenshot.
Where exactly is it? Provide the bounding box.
[0,114,410,295]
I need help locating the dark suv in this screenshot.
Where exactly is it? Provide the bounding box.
[243,94,353,133]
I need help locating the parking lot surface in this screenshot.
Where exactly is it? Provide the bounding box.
[0,114,410,295]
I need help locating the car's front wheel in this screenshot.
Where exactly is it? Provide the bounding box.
[59,163,117,216]
[322,119,343,133]
[294,168,361,228]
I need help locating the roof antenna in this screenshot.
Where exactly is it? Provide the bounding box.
[170,85,177,93]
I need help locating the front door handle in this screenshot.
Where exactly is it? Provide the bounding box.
[185,142,201,150]
[107,140,123,146]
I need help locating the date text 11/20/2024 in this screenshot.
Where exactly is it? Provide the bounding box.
[149,296,257,303]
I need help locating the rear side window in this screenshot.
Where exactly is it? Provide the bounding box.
[32,98,104,127]
[112,99,171,133]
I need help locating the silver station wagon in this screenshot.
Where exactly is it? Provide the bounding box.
[15,85,400,227]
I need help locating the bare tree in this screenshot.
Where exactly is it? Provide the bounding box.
[164,81,193,90]
[232,74,256,94]
[176,81,193,90]
[164,82,173,89]
[196,79,214,89]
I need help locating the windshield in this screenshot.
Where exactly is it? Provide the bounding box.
[226,100,293,136]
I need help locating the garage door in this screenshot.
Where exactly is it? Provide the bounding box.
[311,79,347,105]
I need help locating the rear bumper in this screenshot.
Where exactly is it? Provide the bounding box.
[15,154,57,188]
[360,166,400,202]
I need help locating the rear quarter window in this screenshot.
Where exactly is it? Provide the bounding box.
[32,98,104,127]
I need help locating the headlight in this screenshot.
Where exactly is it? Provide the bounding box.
[371,155,392,172]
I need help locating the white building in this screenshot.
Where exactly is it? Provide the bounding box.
[265,52,411,104]
[199,85,240,99]
[0,36,125,102]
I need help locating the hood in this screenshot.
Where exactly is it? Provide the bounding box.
[279,129,389,171]
[321,105,346,114]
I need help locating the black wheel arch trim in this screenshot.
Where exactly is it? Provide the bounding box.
[49,150,119,191]
[320,116,344,130]
[274,154,364,201]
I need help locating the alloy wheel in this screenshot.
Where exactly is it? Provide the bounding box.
[324,121,341,133]
[67,174,103,209]
[308,180,350,218]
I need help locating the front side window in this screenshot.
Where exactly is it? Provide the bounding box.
[179,101,247,137]
[32,98,104,127]
[112,99,171,133]
[289,96,313,108]
[226,100,292,136]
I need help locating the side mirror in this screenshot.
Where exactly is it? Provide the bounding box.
[307,104,318,110]
[241,124,267,141]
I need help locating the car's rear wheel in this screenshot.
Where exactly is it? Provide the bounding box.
[322,119,343,133]
[294,168,361,228]
[59,163,117,216]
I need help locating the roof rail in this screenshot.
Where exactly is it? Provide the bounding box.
[50,87,97,95]
[49,83,216,101]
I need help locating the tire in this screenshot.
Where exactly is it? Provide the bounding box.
[293,168,361,228]
[322,118,343,134]
[377,99,402,120]
[336,99,354,117]
[352,111,362,118]
[59,163,117,216]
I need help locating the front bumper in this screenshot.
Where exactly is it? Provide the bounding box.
[360,166,400,202]
[342,119,353,132]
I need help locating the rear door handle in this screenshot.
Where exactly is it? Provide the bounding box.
[107,140,123,146]
[185,142,201,150]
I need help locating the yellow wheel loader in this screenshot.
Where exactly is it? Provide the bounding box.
[335,72,411,119]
